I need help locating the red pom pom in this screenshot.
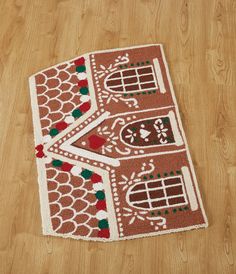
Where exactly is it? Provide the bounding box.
[35,144,43,151]
[98,228,110,238]
[36,150,44,158]
[78,80,88,87]
[61,162,73,172]
[55,121,68,131]
[74,57,85,66]
[91,173,102,183]
[96,200,107,210]
[79,102,90,112]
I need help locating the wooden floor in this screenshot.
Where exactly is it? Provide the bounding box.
[0,0,236,273]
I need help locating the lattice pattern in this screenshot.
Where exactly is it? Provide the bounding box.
[35,61,83,136]
[46,165,99,237]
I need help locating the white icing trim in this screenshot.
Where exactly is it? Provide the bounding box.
[160,45,208,225]
[28,76,53,235]
[168,110,184,146]
[182,166,198,211]
[60,111,120,167]
[153,58,166,93]
[117,148,186,161]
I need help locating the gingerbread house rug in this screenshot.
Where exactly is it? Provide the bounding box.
[29,44,208,241]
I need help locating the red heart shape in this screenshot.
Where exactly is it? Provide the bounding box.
[88,135,106,150]
[35,144,43,151]
[36,150,44,158]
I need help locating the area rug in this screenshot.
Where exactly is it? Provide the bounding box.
[29,44,208,241]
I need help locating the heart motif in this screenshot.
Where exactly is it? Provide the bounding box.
[140,129,151,139]
[88,134,106,150]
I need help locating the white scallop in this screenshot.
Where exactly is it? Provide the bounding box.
[43,134,52,143]
[93,183,104,191]
[96,210,108,220]
[80,95,90,102]
[71,166,82,176]
[78,72,87,80]
[65,115,75,124]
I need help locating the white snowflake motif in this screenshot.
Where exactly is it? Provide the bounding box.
[124,129,137,143]
[118,172,141,191]
[154,119,168,143]
[101,90,122,104]
[123,207,148,225]
[97,126,118,154]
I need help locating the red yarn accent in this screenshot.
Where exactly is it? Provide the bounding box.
[96,200,107,210]
[88,135,106,150]
[55,121,68,131]
[79,102,90,112]
[36,150,44,158]
[35,144,43,151]
[61,162,73,172]
[78,80,88,87]
[74,57,85,66]
[91,173,102,183]
[98,229,110,238]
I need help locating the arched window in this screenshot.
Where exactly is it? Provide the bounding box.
[127,176,187,210]
[104,65,158,93]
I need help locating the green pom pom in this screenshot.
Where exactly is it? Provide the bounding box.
[98,219,109,229]
[96,191,105,200]
[72,109,82,118]
[76,66,86,73]
[52,159,63,167]
[80,87,89,95]
[49,128,59,136]
[80,169,93,179]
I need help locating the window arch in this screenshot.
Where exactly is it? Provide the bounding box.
[104,65,158,93]
[126,176,187,210]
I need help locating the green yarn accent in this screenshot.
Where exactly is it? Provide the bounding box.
[98,219,109,229]
[52,159,63,167]
[80,169,93,179]
[72,109,82,118]
[76,65,86,73]
[130,63,134,66]
[151,212,155,216]
[184,206,189,210]
[164,172,168,176]
[80,87,89,95]
[176,170,181,174]
[170,171,174,176]
[179,207,183,211]
[162,117,169,124]
[143,176,147,180]
[173,208,177,213]
[146,60,150,64]
[96,191,105,200]
[49,128,59,136]
[149,175,154,179]
[164,210,169,214]
[157,173,161,178]
[157,211,161,215]
[119,65,123,69]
